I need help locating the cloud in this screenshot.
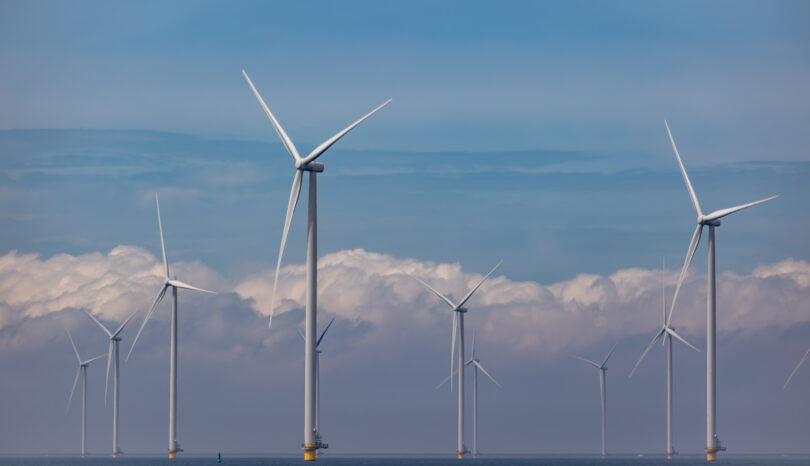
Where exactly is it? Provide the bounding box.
[1,246,808,361]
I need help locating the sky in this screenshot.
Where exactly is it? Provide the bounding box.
[1,0,809,457]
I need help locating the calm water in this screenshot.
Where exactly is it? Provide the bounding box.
[0,457,807,466]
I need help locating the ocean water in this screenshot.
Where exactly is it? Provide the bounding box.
[0,457,807,466]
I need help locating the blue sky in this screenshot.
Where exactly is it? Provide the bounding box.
[1,0,809,457]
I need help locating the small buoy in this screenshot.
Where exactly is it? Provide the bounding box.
[217,452,222,463]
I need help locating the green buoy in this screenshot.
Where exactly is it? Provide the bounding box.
[217,452,222,463]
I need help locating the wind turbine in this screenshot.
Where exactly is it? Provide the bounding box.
[628,258,700,459]
[438,333,501,458]
[414,260,502,459]
[299,317,335,438]
[573,344,617,459]
[664,121,778,461]
[784,346,810,389]
[84,309,138,458]
[127,193,215,459]
[242,69,390,461]
[64,327,105,458]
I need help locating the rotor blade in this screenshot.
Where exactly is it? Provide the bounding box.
[241,70,301,161]
[168,279,216,294]
[300,99,392,165]
[702,195,779,222]
[665,120,702,217]
[63,327,82,364]
[665,327,701,353]
[316,318,335,348]
[83,309,113,338]
[572,355,600,369]
[268,169,304,329]
[126,284,168,361]
[155,193,170,279]
[112,309,140,338]
[601,342,618,367]
[473,360,503,388]
[629,330,664,378]
[450,312,458,392]
[66,366,81,414]
[83,353,107,365]
[662,257,667,327]
[104,341,113,405]
[297,328,305,341]
[783,347,810,389]
[666,224,703,327]
[471,331,476,359]
[436,366,461,390]
[411,276,457,309]
[456,260,502,309]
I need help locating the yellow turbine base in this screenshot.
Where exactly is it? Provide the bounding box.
[458,452,464,459]
[666,453,672,460]
[169,452,176,459]
[706,451,717,461]
[112,453,118,458]
[304,444,317,461]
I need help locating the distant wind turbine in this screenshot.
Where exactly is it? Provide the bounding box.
[127,193,215,459]
[242,69,390,461]
[573,344,617,459]
[64,327,105,458]
[414,260,502,459]
[784,346,810,389]
[664,121,778,461]
[628,258,700,459]
[438,333,501,458]
[84,309,139,458]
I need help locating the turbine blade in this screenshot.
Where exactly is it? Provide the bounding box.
[126,284,168,361]
[474,360,502,388]
[64,327,82,364]
[168,279,216,294]
[666,224,703,327]
[457,260,502,309]
[572,355,600,369]
[436,366,461,390]
[665,121,702,216]
[666,327,701,353]
[300,98,392,165]
[784,347,810,389]
[629,330,664,378]
[112,309,140,338]
[601,342,618,367]
[702,195,779,222]
[316,318,335,347]
[471,331,476,359]
[298,328,305,341]
[104,341,113,405]
[411,276,457,309]
[155,193,170,279]
[662,257,667,327]
[83,353,107,365]
[241,70,301,161]
[83,309,113,338]
[66,366,81,414]
[450,312,458,392]
[268,169,304,329]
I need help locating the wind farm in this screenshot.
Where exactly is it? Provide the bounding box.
[1,2,809,464]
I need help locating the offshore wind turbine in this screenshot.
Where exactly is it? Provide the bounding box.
[242,69,390,461]
[438,333,501,459]
[64,327,105,458]
[628,259,700,459]
[127,194,215,459]
[664,121,778,461]
[573,344,617,459]
[414,260,502,459]
[84,309,139,458]
[784,346,810,389]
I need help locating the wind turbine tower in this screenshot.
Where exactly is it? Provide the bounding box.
[127,194,216,459]
[242,70,390,461]
[664,121,777,461]
[573,344,617,459]
[64,327,105,458]
[415,260,501,459]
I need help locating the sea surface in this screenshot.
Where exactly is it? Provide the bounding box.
[0,457,807,466]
